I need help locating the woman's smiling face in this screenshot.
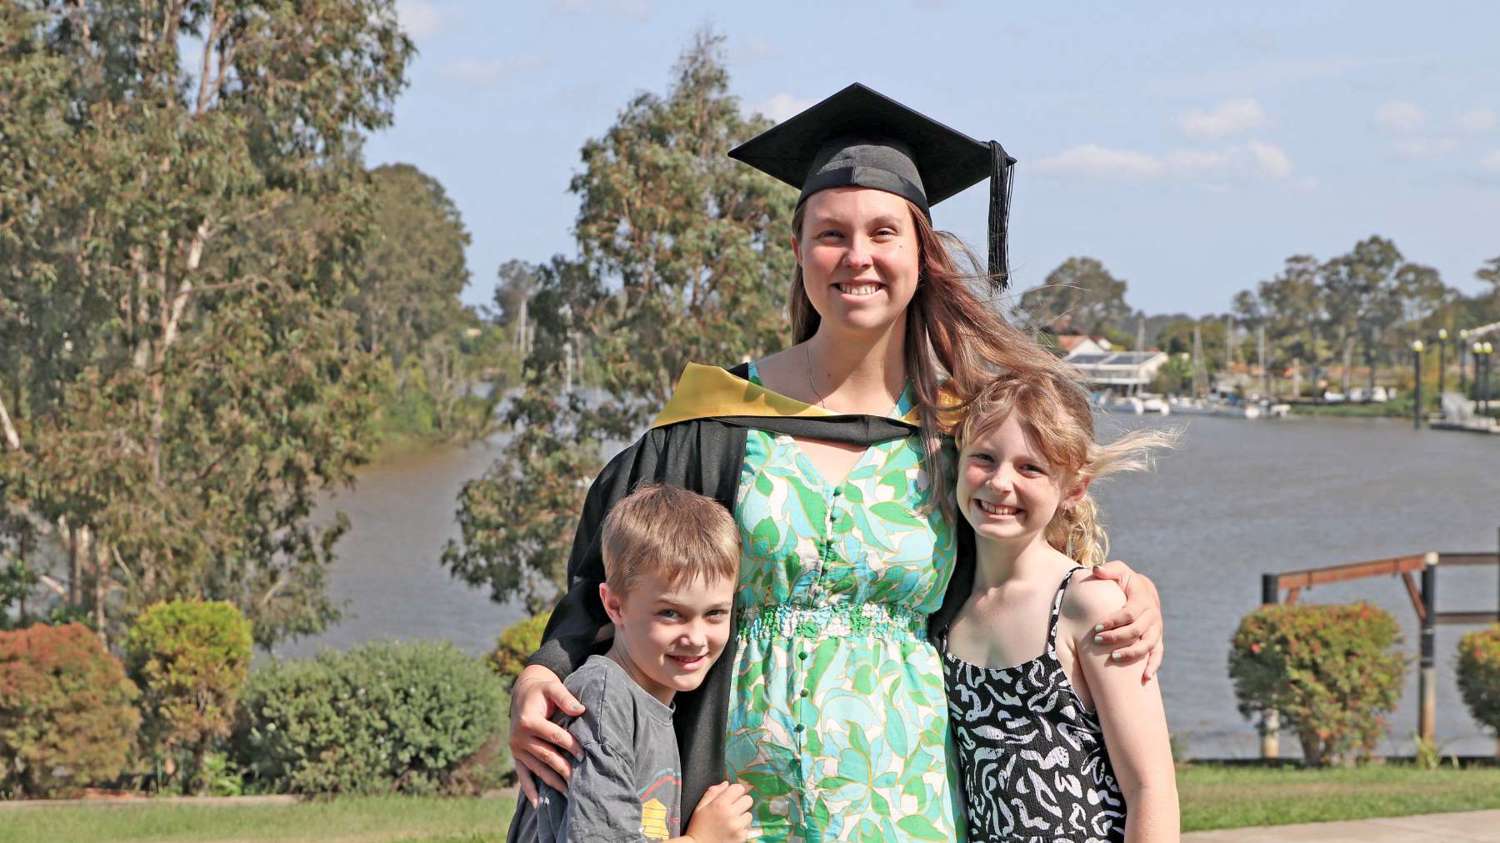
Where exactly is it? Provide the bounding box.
[793,187,921,336]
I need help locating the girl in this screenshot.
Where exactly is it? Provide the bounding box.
[944,372,1178,842]
[510,84,1170,841]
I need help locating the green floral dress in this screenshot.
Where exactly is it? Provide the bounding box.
[724,366,963,842]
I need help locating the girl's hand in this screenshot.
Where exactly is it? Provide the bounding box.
[682,782,753,843]
[510,664,586,806]
[1088,560,1164,681]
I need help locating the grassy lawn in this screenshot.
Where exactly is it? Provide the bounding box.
[0,794,515,843]
[1178,763,1500,832]
[7,765,1500,842]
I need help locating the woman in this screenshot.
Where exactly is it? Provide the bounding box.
[511,84,1166,841]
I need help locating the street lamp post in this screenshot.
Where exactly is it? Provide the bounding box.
[1460,329,1470,393]
[1412,340,1424,429]
[1476,341,1493,417]
[1483,342,1495,416]
[1472,340,1483,400]
[1437,328,1448,397]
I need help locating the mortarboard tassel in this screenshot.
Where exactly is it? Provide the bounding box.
[987,140,1013,291]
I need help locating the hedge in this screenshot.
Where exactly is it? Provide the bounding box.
[126,600,254,792]
[489,610,551,688]
[234,640,506,795]
[1457,623,1500,736]
[0,623,140,797]
[1229,602,1405,765]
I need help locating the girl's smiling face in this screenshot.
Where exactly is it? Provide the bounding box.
[957,413,1084,547]
[792,186,921,336]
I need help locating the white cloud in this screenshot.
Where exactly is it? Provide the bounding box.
[1178,98,1266,139]
[1165,149,1233,173]
[1038,141,1294,183]
[397,0,443,40]
[1483,150,1500,174]
[440,56,544,87]
[1247,141,1293,179]
[755,93,817,123]
[1459,108,1498,133]
[1036,145,1166,179]
[1376,100,1425,133]
[1393,137,1459,160]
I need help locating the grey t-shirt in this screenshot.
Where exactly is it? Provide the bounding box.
[508,654,683,842]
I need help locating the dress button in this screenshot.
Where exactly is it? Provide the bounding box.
[832,487,841,497]
[800,689,809,698]
[798,651,808,660]
[794,724,805,733]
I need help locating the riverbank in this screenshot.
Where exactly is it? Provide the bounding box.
[8,765,1500,842]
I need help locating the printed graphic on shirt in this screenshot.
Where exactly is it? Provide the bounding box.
[639,769,682,840]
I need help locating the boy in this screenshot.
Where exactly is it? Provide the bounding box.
[508,483,751,843]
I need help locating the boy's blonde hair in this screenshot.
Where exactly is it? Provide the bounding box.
[952,371,1175,566]
[601,483,740,596]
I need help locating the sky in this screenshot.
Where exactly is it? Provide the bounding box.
[368,0,1500,317]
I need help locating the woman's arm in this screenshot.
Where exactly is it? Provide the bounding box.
[1066,579,1180,843]
[1089,561,1166,680]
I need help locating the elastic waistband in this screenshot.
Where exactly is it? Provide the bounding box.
[736,601,929,641]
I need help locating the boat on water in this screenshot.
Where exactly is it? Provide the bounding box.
[1097,393,1171,415]
[1167,396,1291,419]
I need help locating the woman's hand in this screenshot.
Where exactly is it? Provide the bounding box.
[510,664,586,805]
[1087,560,1164,681]
[681,781,754,843]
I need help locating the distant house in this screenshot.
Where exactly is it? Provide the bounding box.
[1055,334,1112,357]
[1065,347,1169,392]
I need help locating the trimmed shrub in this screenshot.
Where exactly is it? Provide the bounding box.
[489,610,551,687]
[125,600,253,792]
[0,623,140,797]
[1457,623,1500,736]
[1229,602,1405,766]
[234,640,505,795]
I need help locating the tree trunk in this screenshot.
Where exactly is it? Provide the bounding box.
[0,394,19,450]
[1341,338,1354,394]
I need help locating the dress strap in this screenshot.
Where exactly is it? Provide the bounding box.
[1045,566,1088,657]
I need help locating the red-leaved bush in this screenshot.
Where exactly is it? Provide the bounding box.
[0,623,140,797]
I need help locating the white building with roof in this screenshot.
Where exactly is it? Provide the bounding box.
[1065,348,1169,392]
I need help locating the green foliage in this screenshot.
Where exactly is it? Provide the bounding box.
[234,641,506,795]
[1456,624,1500,736]
[0,0,414,648]
[1014,257,1134,336]
[444,32,795,610]
[353,164,471,362]
[0,622,140,797]
[489,611,552,687]
[125,600,254,793]
[1229,602,1406,766]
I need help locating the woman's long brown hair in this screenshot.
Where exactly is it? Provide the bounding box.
[789,199,1079,518]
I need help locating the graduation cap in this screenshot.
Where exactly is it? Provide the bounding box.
[730,83,1016,288]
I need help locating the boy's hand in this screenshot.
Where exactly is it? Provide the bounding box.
[682,781,753,843]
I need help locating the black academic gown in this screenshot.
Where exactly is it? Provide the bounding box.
[526,362,976,821]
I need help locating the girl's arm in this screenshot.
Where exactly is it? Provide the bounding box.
[1065,578,1180,843]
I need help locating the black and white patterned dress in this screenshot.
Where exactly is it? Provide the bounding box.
[941,567,1126,842]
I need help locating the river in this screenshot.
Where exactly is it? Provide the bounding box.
[286,413,1500,759]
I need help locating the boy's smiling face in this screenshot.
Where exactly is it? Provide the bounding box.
[601,569,736,705]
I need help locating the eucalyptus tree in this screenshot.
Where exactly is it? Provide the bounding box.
[443,33,796,613]
[0,1,413,647]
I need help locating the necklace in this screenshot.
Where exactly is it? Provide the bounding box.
[804,345,829,409]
